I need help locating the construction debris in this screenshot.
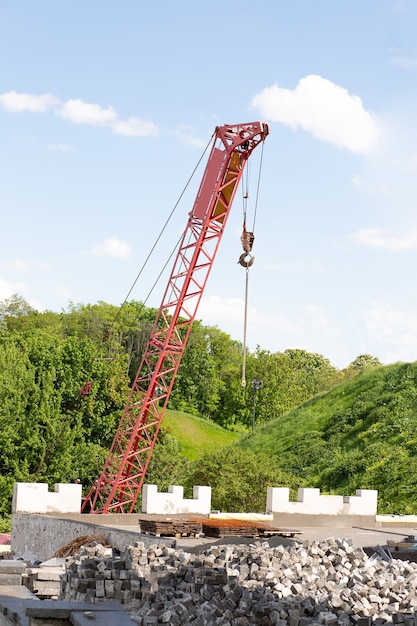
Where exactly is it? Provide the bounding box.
[60,536,417,625]
[54,534,108,558]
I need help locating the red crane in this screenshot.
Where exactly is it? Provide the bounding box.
[82,121,269,514]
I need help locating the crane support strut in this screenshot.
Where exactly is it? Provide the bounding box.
[82,121,269,514]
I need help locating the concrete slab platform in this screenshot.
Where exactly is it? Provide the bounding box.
[175,523,417,552]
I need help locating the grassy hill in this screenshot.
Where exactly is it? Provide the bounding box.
[160,362,417,514]
[235,361,417,514]
[162,409,240,460]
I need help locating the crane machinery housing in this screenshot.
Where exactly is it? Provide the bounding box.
[82,120,269,514]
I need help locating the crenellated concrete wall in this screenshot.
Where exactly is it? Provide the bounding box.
[12,482,378,519]
[12,483,82,514]
[141,484,212,514]
[266,487,378,516]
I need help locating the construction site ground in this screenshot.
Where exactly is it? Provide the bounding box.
[4,513,417,625]
[115,513,417,554]
[12,511,417,562]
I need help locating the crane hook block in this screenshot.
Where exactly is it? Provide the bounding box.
[238,252,255,268]
[241,230,254,253]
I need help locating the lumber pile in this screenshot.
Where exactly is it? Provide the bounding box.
[138,517,203,537]
[201,518,299,539]
[202,519,261,538]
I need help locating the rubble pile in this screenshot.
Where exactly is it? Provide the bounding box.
[60,537,417,625]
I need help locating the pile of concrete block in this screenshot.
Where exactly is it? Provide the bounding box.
[0,560,26,586]
[60,537,417,625]
[25,557,66,599]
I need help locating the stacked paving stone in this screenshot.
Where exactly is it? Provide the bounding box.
[60,537,417,625]
[0,559,26,586]
[25,557,66,599]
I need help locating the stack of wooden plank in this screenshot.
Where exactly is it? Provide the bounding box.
[201,519,263,538]
[201,519,301,539]
[139,517,203,537]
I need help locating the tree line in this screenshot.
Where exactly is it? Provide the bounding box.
[0,294,380,526]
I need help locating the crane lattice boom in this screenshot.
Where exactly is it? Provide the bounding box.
[82,121,269,514]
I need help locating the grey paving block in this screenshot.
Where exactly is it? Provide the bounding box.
[0,561,26,574]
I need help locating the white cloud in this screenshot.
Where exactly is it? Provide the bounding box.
[354,228,417,251]
[251,75,380,154]
[0,91,160,139]
[56,99,160,138]
[57,99,116,125]
[199,296,342,360]
[174,125,207,148]
[392,1,407,13]
[0,90,58,112]
[351,173,390,195]
[364,303,417,363]
[111,117,159,137]
[91,237,131,260]
[390,55,417,70]
[2,259,52,271]
[0,277,26,300]
[47,143,72,151]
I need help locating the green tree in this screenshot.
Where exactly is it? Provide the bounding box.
[145,428,190,492]
[62,300,158,382]
[243,348,340,424]
[170,321,223,417]
[0,327,129,518]
[343,354,382,380]
[185,445,301,512]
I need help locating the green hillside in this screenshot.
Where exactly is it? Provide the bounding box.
[235,361,417,514]
[162,409,240,460]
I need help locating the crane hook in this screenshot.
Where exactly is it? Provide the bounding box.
[238,252,255,267]
[239,224,255,267]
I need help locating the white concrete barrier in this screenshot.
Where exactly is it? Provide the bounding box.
[343,489,378,515]
[12,482,82,514]
[12,481,376,518]
[266,487,378,516]
[142,485,211,515]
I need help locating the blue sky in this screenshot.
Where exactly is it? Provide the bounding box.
[1,0,417,369]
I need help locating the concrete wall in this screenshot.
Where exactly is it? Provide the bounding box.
[11,513,174,562]
[12,483,82,514]
[12,482,212,516]
[142,484,211,514]
[266,487,378,516]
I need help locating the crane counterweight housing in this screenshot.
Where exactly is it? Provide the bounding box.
[82,121,269,514]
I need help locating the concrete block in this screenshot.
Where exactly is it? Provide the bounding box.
[0,561,26,575]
